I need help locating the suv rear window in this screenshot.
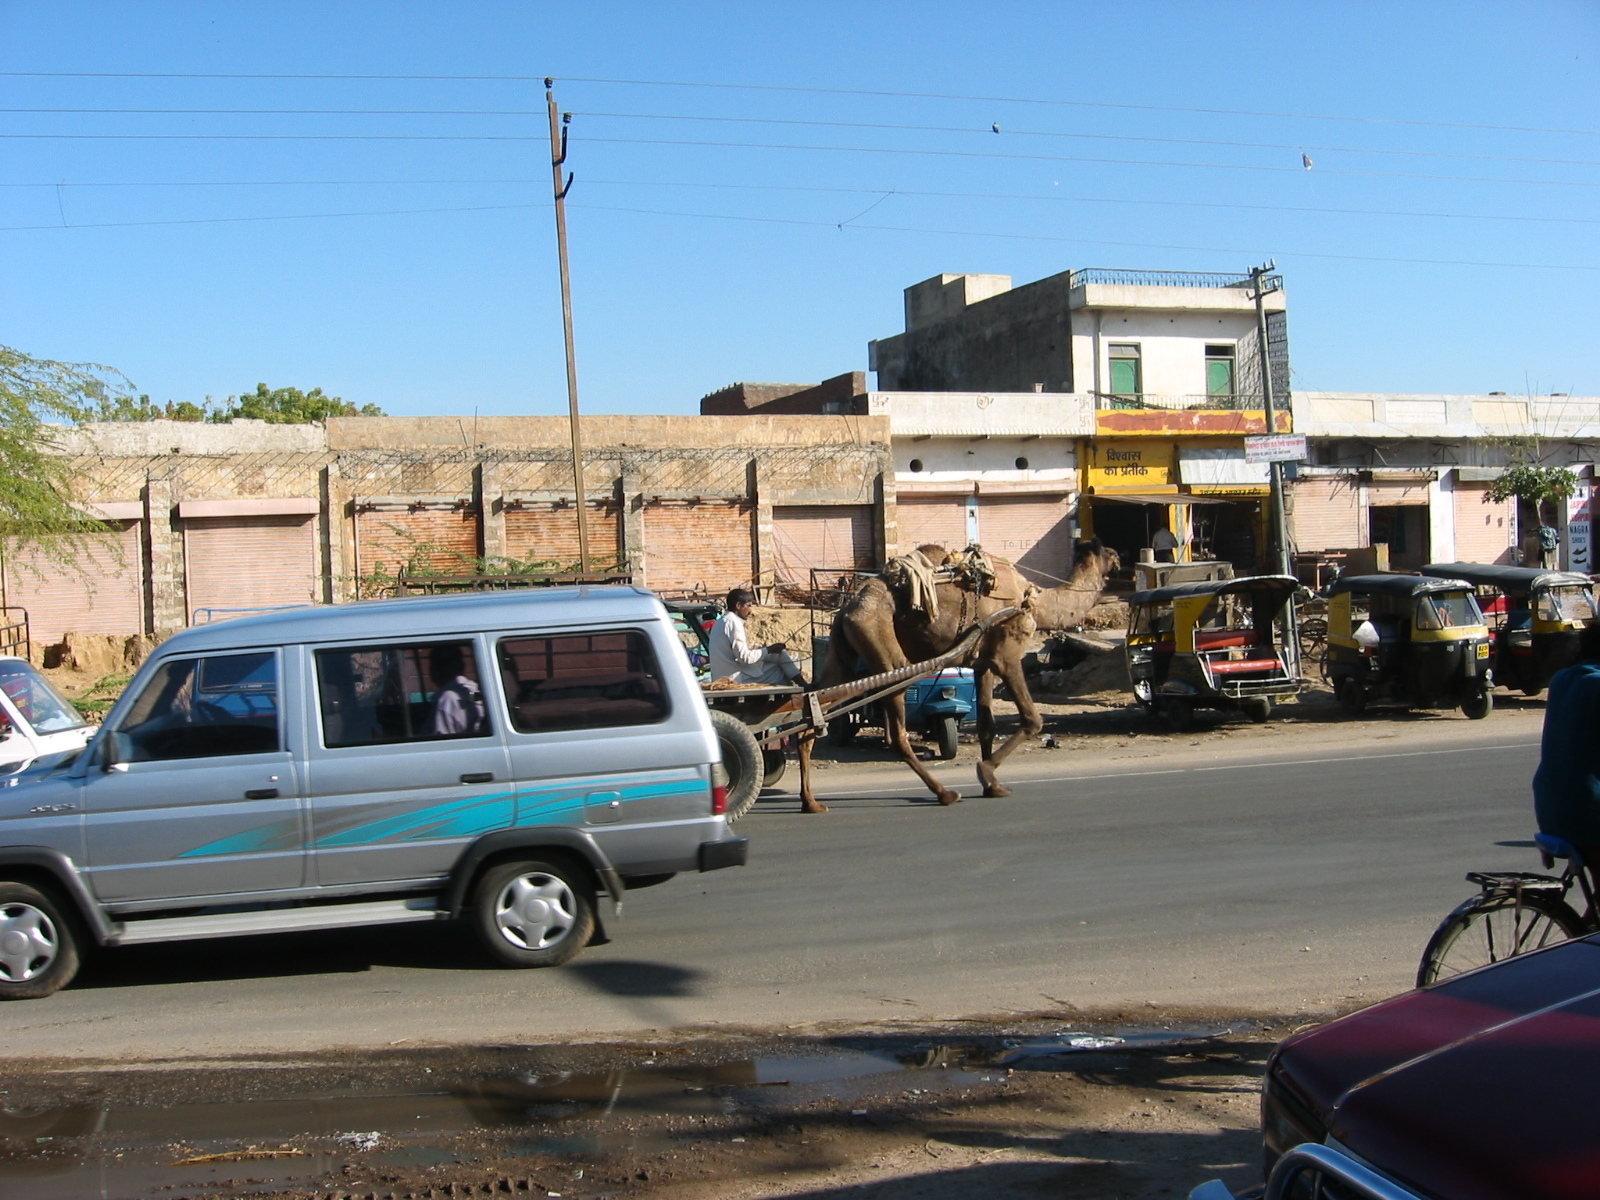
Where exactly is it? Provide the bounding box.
[497,631,669,733]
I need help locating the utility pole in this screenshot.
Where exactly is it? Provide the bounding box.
[546,78,590,571]
[1248,260,1291,576]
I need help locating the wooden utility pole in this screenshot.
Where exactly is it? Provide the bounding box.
[1248,260,1290,576]
[546,78,589,570]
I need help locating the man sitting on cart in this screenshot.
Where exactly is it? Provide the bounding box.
[710,588,804,686]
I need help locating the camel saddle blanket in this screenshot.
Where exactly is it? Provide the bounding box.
[882,543,1027,618]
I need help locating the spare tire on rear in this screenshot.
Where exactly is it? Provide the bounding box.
[709,708,762,821]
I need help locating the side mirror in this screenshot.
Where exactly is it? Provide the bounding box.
[100,736,126,773]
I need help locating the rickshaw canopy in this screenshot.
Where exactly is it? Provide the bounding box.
[1326,573,1477,600]
[1419,562,1594,596]
[1128,574,1300,608]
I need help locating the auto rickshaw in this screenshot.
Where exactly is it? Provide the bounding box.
[1125,574,1304,732]
[1324,574,1494,719]
[1419,562,1597,696]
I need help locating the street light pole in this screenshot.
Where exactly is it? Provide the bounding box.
[546,78,590,571]
[1248,260,1290,577]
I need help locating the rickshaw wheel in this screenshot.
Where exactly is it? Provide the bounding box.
[1241,697,1272,724]
[1461,688,1494,720]
[1160,699,1194,732]
[1335,678,1367,716]
[934,715,960,760]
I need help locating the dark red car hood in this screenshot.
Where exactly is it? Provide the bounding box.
[1272,936,1600,1200]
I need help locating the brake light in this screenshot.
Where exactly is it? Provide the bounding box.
[712,784,728,815]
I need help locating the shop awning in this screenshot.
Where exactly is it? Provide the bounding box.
[1089,492,1236,505]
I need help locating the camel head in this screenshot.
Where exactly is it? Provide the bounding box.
[1071,537,1120,579]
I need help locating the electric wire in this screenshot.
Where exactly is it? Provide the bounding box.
[0,70,1593,137]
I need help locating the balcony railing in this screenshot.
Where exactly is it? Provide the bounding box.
[1095,392,1276,412]
[1074,268,1262,289]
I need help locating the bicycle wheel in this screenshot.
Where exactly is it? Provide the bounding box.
[1417,890,1586,987]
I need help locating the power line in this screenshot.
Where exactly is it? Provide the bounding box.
[3,175,1596,227]
[0,133,541,142]
[0,70,1592,137]
[572,110,1600,168]
[0,106,542,116]
[0,200,541,232]
[579,135,1600,189]
[567,200,1600,272]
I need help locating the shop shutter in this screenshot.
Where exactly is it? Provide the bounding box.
[643,502,754,594]
[1291,477,1363,551]
[1454,483,1516,565]
[977,494,1076,584]
[5,521,144,642]
[897,495,970,555]
[356,506,479,579]
[185,515,317,622]
[772,505,875,584]
[503,504,623,571]
[1366,480,1432,506]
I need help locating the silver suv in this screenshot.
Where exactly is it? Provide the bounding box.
[0,588,746,998]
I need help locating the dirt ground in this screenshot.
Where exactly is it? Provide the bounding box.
[0,1017,1295,1200]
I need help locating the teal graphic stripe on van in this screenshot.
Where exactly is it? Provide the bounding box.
[176,818,302,859]
[315,790,520,846]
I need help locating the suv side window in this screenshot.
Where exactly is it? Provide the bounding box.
[316,640,490,748]
[115,651,280,762]
[497,630,669,734]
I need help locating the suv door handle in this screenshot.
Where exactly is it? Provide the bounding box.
[245,788,280,800]
[460,772,494,784]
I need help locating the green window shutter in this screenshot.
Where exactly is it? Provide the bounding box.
[1110,358,1140,396]
[1207,358,1234,397]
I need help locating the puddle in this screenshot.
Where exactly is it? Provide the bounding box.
[0,1032,1233,1198]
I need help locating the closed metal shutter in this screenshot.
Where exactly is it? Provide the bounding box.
[1366,480,1431,506]
[1454,483,1517,565]
[185,515,317,622]
[977,495,1076,584]
[5,521,144,642]
[897,495,969,554]
[503,504,622,570]
[356,506,479,578]
[644,502,753,594]
[772,505,875,584]
[1291,477,1363,551]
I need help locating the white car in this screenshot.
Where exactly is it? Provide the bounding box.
[0,656,96,774]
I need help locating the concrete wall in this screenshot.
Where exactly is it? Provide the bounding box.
[1296,392,1600,440]
[1070,309,1261,398]
[894,436,1077,485]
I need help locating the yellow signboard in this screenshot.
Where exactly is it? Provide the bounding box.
[1085,440,1177,491]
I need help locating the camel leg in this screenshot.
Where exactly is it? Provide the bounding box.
[794,727,828,814]
[880,689,961,805]
[975,647,1044,798]
[974,661,998,762]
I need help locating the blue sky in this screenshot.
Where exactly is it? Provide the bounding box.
[0,1,1596,416]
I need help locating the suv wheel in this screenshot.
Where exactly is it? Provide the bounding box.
[0,882,81,1000]
[472,859,595,968]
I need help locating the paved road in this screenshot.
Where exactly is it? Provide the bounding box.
[0,711,1548,1059]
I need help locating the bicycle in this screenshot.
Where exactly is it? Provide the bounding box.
[1417,833,1599,987]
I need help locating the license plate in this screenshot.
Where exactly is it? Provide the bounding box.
[1476,643,1490,658]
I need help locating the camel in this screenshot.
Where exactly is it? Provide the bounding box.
[794,538,1121,813]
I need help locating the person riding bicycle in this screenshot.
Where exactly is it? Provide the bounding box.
[1533,620,1600,863]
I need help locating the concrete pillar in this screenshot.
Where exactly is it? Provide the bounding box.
[877,470,898,563]
[318,464,337,604]
[1429,471,1456,563]
[144,475,185,635]
[619,464,645,583]
[751,456,776,599]
[478,460,506,564]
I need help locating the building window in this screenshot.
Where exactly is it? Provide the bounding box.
[1205,344,1235,402]
[908,458,925,472]
[1014,456,1030,470]
[1108,344,1141,401]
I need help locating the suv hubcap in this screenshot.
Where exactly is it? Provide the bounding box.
[0,903,57,982]
[494,874,575,951]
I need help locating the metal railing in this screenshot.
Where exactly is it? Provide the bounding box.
[0,607,28,661]
[1095,392,1274,412]
[1075,268,1259,289]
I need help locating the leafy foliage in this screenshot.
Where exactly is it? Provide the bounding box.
[95,393,207,422]
[0,346,121,564]
[70,671,134,719]
[211,383,384,424]
[1483,463,1578,506]
[355,522,623,599]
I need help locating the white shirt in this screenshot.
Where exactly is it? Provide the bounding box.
[1152,529,1179,551]
[709,611,769,682]
[428,676,483,736]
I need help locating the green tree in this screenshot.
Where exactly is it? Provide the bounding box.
[212,383,384,424]
[94,393,208,422]
[0,345,122,567]
[1483,462,1578,508]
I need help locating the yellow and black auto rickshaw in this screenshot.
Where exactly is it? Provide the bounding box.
[1125,575,1304,732]
[1419,562,1596,696]
[1324,574,1494,719]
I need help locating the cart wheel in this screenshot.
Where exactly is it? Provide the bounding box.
[1241,697,1272,724]
[1461,688,1494,720]
[1161,699,1194,733]
[761,747,788,788]
[709,709,762,821]
[934,715,960,760]
[1336,678,1367,716]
